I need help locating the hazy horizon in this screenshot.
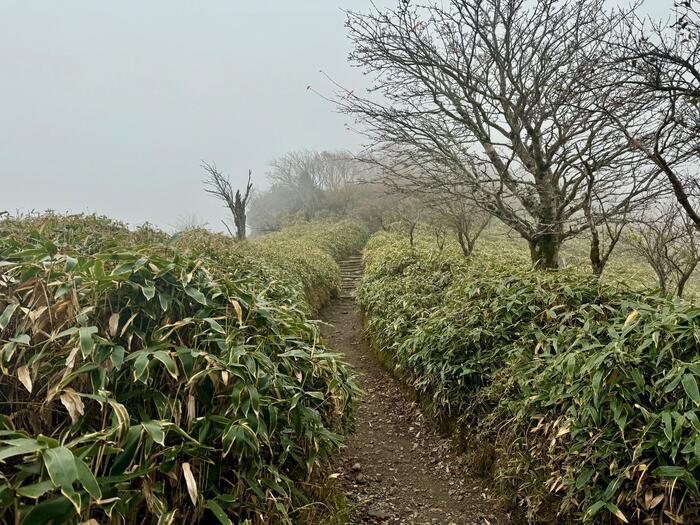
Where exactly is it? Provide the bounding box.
[0,0,671,231]
[0,1,392,231]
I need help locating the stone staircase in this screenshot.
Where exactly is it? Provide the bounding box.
[339,253,363,299]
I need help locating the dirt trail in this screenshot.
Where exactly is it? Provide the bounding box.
[320,254,508,525]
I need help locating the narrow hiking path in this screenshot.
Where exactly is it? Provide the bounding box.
[320,254,508,525]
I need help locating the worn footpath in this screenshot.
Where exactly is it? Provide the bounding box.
[319,254,508,525]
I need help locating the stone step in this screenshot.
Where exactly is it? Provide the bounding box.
[337,254,363,300]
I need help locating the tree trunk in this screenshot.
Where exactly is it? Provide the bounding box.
[655,271,667,294]
[529,233,561,270]
[233,197,247,241]
[456,230,470,257]
[234,211,246,241]
[677,274,689,298]
[589,228,604,276]
[676,261,700,298]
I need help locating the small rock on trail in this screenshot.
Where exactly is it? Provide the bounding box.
[319,255,509,525]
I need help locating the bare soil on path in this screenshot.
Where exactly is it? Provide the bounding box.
[319,255,509,525]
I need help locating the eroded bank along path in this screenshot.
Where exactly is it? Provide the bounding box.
[320,254,508,525]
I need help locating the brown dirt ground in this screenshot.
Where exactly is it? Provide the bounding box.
[318,255,510,525]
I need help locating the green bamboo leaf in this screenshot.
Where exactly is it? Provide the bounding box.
[662,411,673,442]
[16,480,55,499]
[0,438,43,460]
[78,326,98,358]
[109,426,142,475]
[43,447,78,489]
[61,488,82,514]
[54,326,78,339]
[205,318,225,334]
[65,256,78,271]
[158,291,172,311]
[111,345,125,368]
[249,387,260,415]
[185,287,208,305]
[141,284,156,300]
[206,499,233,525]
[682,374,700,406]
[653,465,687,478]
[74,457,102,500]
[2,341,17,362]
[0,303,18,331]
[268,405,278,435]
[306,391,324,400]
[21,495,74,525]
[583,500,607,520]
[575,467,594,490]
[152,350,178,379]
[605,502,629,523]
[142,420,166,446]
[133,352,150,383]
[10,334,30,345]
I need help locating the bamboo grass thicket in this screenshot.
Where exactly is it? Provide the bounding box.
[0,214,367,525]
[358,230,700,523]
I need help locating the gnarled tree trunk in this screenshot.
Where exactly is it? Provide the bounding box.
[529,233,561,270]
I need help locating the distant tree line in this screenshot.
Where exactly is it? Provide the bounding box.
[196,0,700,297]
[246,150,392,234]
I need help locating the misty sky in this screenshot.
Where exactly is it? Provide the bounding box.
[0,1,672,230]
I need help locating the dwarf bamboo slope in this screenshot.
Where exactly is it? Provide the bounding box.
[358,230,700,524]
[0,214,368,525]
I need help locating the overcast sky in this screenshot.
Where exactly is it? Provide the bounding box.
[0,1,393,230]
[0,1,672,230]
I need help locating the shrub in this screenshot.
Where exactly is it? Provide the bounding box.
[358,231,700,523]
[0,215,365,524]
[175,219,368,313]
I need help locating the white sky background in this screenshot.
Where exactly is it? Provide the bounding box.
[0,1,673,231]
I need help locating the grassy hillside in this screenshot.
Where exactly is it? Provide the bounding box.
[0,213,367,525]
[431,220,699,298]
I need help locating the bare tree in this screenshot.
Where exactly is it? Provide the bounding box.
[584,200,629,276]
[609,2,700,229]
[264,150,364,220]
[336,0,658,269]
[268,151,324,220]
[173,213,208,233]
[427,212,448,252]
[627,203,700,298]
[580,170,637,275]
[388,196,423,247]
[202,163,253,240]
[428,197,490,257]
[246,186,296,234]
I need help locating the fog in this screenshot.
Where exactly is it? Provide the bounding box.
[0,0,669,230]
